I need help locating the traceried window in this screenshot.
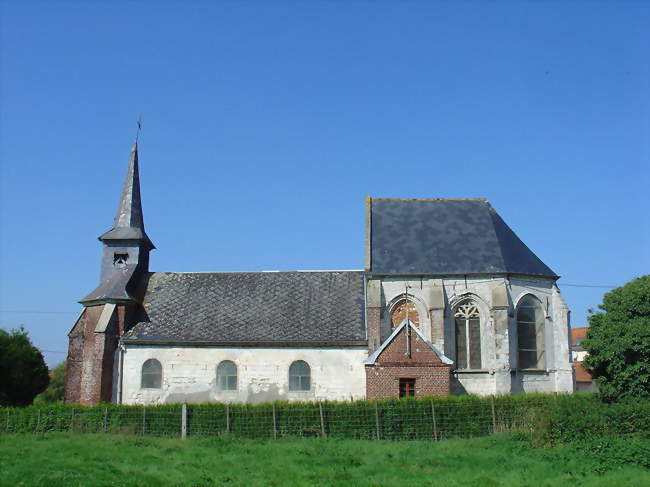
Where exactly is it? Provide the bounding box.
[216,360,237,391]
[391,299,420,329]
[517,295,546,370]
[454,300,482,369]
[141,359,162,389]
[289,360,311,391]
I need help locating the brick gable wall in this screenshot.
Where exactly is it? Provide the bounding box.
[365,324,451,399]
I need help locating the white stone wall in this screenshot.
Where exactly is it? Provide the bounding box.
[376,275,574,395]
[119,346,368,405]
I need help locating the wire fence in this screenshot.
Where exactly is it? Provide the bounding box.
[1,395,567,441]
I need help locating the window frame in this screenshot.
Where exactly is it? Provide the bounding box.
[216,360,238,392]
[399,378,416,398]
[390,298,421,330]
[516,294,547,371]
[453,299,482,370]
[140,358,162,390]
[288,360,311,392]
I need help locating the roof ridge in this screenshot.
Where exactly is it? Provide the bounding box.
[370,197,489,203]
[148,269,365,275]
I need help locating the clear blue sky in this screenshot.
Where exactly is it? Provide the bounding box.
[1,2,648,367]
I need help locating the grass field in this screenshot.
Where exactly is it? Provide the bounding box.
[1,432,649,487]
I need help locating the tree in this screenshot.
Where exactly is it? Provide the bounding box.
[583,275,650,402]
[0,327,50,406]
[34,361,66,404]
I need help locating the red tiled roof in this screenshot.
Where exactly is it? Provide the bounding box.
[571,327,589,350]
[574,360,593,383]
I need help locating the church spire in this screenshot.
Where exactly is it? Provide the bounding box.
[99,142,154,250]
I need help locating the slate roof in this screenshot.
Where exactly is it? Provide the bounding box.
[368,198,557,277]
[99,143,154,249]
[122,271,366,345]
[80,264,139,304]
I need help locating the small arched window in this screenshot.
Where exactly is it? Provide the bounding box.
[391,299,420,329]
[517,295,546,369]
[454,300,482,369]
[141,359,162,389]
[216,360,237,391]
[289,360,310,391]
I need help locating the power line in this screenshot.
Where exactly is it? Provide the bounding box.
[0,310,79,315]
[559,284,617,288]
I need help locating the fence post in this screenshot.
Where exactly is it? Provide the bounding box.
[430,400,438,440]
[103,407,108,433]
[272,404,277,440]
[6,408,9,433]
[374,402,380,440]
[36,409,41,433]
[491,396,496,434]
[70,408,75,432]
[319,403,326,437]
[181,403,187,439]
[142,406,146,435]
[226,403,230,434]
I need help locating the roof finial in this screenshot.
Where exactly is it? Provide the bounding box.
[135,115,143,144]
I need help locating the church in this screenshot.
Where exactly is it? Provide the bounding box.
[64,142,574,405]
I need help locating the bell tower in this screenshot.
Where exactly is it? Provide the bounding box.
[65,142,154,405]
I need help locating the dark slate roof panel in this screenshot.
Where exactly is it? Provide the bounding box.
[489,211,556,278]
[123,271,366,344]
[79,264,139,304]
[370,199,556,277]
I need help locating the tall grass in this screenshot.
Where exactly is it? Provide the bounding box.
[1,432,649,487]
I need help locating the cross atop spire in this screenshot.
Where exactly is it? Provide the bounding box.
[99,142,155,249]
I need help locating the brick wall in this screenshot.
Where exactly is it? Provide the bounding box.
[366,365,450,398]
[64,304,127,405]
[365,323,450,398]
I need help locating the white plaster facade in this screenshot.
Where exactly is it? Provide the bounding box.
[118,346,368,405]
[373,275,574,396]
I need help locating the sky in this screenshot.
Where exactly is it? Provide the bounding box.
[1,2,648,367]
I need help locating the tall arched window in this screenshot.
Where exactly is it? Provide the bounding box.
[391,299,420,329]
[517,295,546,369]
[141,359,162,389]
[454,300,482,369]
[216,360,237,391]
[289,360,310,391]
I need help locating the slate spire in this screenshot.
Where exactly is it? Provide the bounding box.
[99,142,154,249]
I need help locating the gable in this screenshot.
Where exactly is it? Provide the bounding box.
[365,320,452,366]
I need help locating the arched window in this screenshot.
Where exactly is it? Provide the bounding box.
[141,359,162,389]
[517,295,546,369]
[391,299,420,329]
[454,300,482,369]
[289,360,310,391]
[216,360,238,391]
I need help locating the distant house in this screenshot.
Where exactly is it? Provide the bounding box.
[571,327,597,392]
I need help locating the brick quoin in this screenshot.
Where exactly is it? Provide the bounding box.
[366,323,451,399]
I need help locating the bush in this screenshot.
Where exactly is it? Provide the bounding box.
[583,275,650,402]
[0,327,49,406]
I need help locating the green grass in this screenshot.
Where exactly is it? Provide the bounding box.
[1,433,648,487]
